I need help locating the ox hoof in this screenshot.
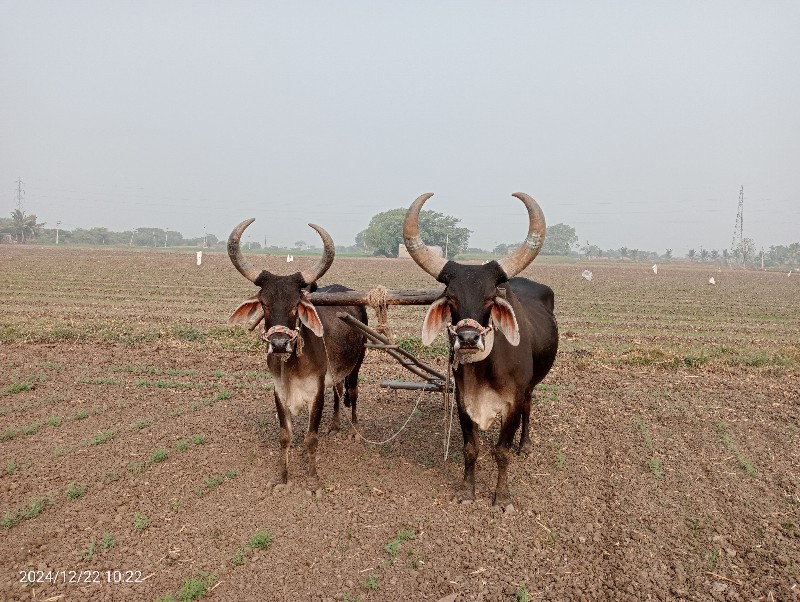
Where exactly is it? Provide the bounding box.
[453,489,475,504]
[518,440,533,455]
[492,496,514,513]
[348,430,361,442]
[305,487,323,499]
[272,482,291,495]
[327,424,341,436]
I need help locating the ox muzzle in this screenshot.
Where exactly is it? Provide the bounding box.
[448,318,493,354]
[261,325,301,358]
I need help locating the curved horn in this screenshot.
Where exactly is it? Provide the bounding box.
[227,218,262,283]
[299,223,335,285]
[496,192,546,278]
[403,193,448,281]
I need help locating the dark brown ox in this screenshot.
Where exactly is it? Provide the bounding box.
[403,193,558,510]
[227,219,366,494]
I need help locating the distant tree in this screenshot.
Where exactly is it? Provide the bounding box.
[619,247,628,259]
[740,238,756,266]
[700,248,709,262]
[9,209,44,243]
[541,223,578,256]
[358,208,471,259]
[630,249,639,261]
[663,249,673,260]
[687,249,696,261]
[493,243,510,255]
[294,240,306,250]
[710,249,719,261]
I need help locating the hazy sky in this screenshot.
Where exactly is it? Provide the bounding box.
[1,1,798,254]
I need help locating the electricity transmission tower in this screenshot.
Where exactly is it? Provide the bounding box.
[730,186,744,265]
[15,177,25,211]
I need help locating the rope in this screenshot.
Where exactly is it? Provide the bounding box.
[343,390,423,446]
[366,285,393,342]
[443,357,456,460]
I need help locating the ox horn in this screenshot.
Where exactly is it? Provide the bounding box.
[228,218,262,283]
[496,192,546,279]
[299,223,335,285]
[402,193,448,280]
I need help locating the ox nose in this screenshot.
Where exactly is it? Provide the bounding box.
[456,328,482,350]
[267,334,293,354]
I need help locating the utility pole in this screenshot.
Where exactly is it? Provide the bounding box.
[164,228,168,248]
[130,229,137,246]
[15,177,25,211]
[56,221,61,245]
[731,186,744,267]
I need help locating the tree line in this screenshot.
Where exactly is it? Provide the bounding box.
[2,207,798,268]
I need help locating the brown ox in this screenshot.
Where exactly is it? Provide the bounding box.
[403,193,558,510]
[227,219,366,495]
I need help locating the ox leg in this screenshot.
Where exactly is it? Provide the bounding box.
[455,397,479,503]
[518,393,533,455]
[273,395,292,486]
[493,409,522,510]
[328,382,343,435]
[345,369,360,440]
[303,391,325,494]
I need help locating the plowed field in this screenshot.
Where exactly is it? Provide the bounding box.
[1,245,798,602]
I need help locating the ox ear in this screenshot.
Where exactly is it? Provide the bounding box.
[229,297,265,330]
[422,297,451,345]
[297,298,324,337]
[491,297,520,346]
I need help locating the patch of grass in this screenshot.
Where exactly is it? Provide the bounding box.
[102,472,120,484]
[173,325,206,342]
[194,471,235,497]
[212,370,225,378]
[177,440,190,452]
[21,496,49,519]
[717,422,757,476]
[343,593,362,602]
[89,428,116,446]
[82,540,97,561]
[155,596,176,602]
[78,377,119,385]
[5,459,18,475]
[191,434,205,445]
[516,585,531,602]
[133,512,150,532]
[363,574,378,590]
[4,382,31,394]
[396,335,449,358]
[47,416,62,427]
[36,360,62,370]
[648,457,664,478]
[150,449,169,463]
[177,570,217,601]
[20,420,43,436]
[156,379,192,389]
[385,528,415,562]
[165,368,198,377]
[1,427,17,441]
[73,409,89,420]
[132,417,155,430]
[1,511,20,529]
[67,483,87,500]
[554,447,566,471]
[100,532,116,550]
[215,390,231,401]
[248,530,272,550]
[231,548,245,567]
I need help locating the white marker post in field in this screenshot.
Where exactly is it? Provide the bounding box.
[196,251,203,266]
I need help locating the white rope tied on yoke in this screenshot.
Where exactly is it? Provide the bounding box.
[366,285,393,343]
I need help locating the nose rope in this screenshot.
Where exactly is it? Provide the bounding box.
[261,324,304,358]
[447,318,493,336]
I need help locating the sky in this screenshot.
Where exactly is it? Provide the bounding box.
[1,1,798,255]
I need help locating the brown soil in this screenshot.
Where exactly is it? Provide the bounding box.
[1,246,798,601]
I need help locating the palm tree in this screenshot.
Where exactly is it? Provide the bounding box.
[10,209,44,243]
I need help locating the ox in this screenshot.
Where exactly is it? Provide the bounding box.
[227,219,366,494]
[403,193,558,510]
